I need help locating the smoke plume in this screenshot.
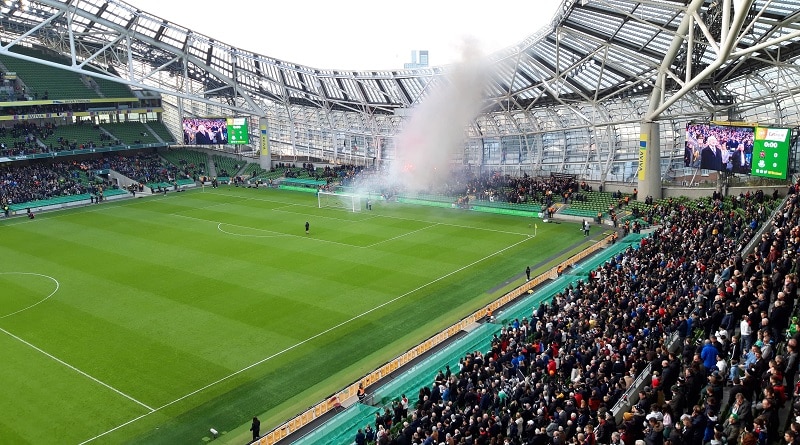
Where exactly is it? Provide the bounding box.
[387,39,489,192]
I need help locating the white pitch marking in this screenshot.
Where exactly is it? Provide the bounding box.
[216,223,292,239]
[0,327,155,413]
[78,235,534,444]
[363,223,441,248]
[168,213,373,249]
[200,190,535,236]
[0,272,60,319]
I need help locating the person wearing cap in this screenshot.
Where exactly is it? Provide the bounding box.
[722,412,742,444]
[668,382,686,417]
[679,414,695,444]
[728,376,747,403]
[643,413,664,445]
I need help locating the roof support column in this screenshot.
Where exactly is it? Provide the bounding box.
[637,0,711,201]
[638,121,662,201]
[259,118,272,170]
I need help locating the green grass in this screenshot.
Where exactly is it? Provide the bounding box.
[0,187,587,444]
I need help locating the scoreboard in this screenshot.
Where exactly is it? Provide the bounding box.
[751,127,791,179]
[226,117,250,145]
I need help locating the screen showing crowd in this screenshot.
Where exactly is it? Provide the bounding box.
[182,117,228,145]
[684,123,754,173]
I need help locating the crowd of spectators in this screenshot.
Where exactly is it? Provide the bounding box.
[269,162,364,183]
[0,122,55,155]
[79,152,177,185]
[0,120,140,157]
[0,162,90,205]
[0,121,101,156]
[355,185,800,445]
[3,153,799,445]
[452,172,584,207]
[0,152,181,208]
[172,158,205,181]
[347,168,591,209]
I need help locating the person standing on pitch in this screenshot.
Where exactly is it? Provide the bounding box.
[305,221,310,234]
[250,416,261,441]
[526,266,531,281]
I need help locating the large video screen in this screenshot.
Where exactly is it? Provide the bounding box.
[685,123,755,173]
[183,117,228,145]
[226,117,249,145]
[752,127,791,179]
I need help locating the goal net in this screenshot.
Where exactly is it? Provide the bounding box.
[318,191,362,212]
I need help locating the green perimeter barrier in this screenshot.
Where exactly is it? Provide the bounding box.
[368,323,497,406]
[289,403,376,445]
[471,205,541,218]
[279,185,319,193]
[291,325,498,445]
[290,232,649,445]
[282,178,327,187]
[8,188,129,211]
[395,195,544,218]
[395,197,454,208]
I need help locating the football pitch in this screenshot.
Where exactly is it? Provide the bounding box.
[0,186,589,444]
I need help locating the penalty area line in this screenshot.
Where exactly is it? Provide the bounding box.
[0,327,155,413]
[363,223,440,248]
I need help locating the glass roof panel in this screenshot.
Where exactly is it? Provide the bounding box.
[159,23,190,50]
[339,77,362,103]
[615,21,663,51]
[358,78,385,103]
[565,9,623,38]
[281,67,304,91]
[400,77,423,98]
[98,2,136,27]
[129,14,161,39]
[319,77,345,100]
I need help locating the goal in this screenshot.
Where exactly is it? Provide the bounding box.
[318,191,362,212]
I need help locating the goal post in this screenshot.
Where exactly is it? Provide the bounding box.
[318,190,362,212]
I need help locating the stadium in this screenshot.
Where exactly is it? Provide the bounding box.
[2,0,800,444]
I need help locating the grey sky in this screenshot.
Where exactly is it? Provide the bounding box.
[125,0,563,70]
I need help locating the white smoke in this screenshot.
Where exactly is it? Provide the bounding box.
[387,40,489,192]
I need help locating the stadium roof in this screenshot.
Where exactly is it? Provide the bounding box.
[0,0,799,120]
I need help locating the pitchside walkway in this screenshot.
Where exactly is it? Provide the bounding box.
[287,233,644,445]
